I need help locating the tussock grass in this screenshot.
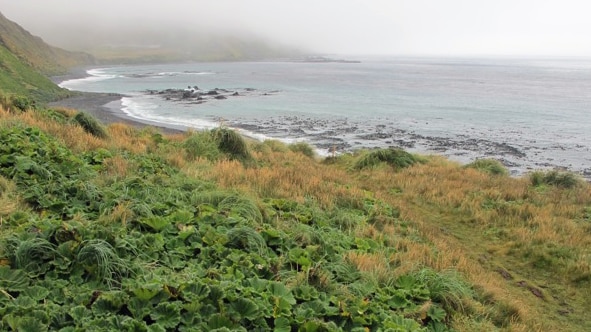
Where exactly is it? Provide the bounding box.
[103,155,130,179]
[252,139,290,154]
[107,123,153,154]
[227,226,267,255]
[8,236,56,275]
[100,202,135,226]
[288,142,315,158]
[183,131,221,161]
[73,111,108,139]
[218,195,263,223]
[1,103,590,331]
[212,127,251,161]
[530,170,582,188]
[465,158,508,176]
[412,268,474,312]
[77,239,128,288]
[191,190,235,207]
[353,148,423,170]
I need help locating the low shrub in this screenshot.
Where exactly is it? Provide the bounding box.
[353,148,422,170]
[73,111,108,138]
[0,94,35,113]
[10,95,35,112]
[465,158,508,176]
[530,170,581,189]
[288,142,315,158]
[211,128,251,161]
[183,131,221,161]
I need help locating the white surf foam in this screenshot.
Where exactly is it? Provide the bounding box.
[120,96,220,130]
[59,68,118,90]
[118,95,299,145]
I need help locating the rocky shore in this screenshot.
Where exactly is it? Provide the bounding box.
[145,86,279,105]
[220,114,590,179]
[48,80,590,180]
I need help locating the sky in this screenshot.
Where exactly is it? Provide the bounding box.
[1,0,590,56]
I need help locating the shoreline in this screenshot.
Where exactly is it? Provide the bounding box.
[47,67,591,181]
[47,92,183,135]
[48,67,272,138]
[48,65,187,134]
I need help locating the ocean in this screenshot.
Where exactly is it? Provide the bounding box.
[58,57,591,178]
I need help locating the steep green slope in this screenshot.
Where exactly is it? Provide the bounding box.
[0,12,95,76]
[0,44,71,102]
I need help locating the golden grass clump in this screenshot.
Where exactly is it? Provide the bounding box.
[100,202,135,226]
[107,123,153,153]
[103,155,130,179]
[0,176,19,216]
[200,147,362,208]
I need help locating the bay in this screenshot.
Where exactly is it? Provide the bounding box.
[59,57,591,178]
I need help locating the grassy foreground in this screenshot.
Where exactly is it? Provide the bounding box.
[0,103,590,331]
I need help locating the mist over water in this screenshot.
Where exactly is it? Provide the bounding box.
[3,1,591,57]
[59,57,591,178]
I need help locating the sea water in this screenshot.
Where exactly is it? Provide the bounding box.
[59,57,591,177]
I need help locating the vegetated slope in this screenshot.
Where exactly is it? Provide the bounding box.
[0,105,590,331]
[0,11,95,76]
[0,44,71,102]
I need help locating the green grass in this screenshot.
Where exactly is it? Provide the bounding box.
[0,105,590,331]
[183,131,221,161]
[465,158,508,176]
[0,45,72,102]
[73,111,108,138]
[212,127,251,161]
[530,170,581,188]
[289,142,316,158]
[0,13,95,103]
[353,148,423,170]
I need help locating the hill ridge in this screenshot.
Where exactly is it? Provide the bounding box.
[0,11,95,76]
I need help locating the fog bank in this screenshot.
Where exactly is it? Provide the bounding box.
[1,0,591,56]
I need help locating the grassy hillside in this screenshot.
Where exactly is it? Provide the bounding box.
[0,12,95,76]
[0,12,97,103]
[0,104,589,331]
[0,44,72,103]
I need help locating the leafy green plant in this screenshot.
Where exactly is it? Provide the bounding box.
[2,102,579,331]
[0,266,29,291]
